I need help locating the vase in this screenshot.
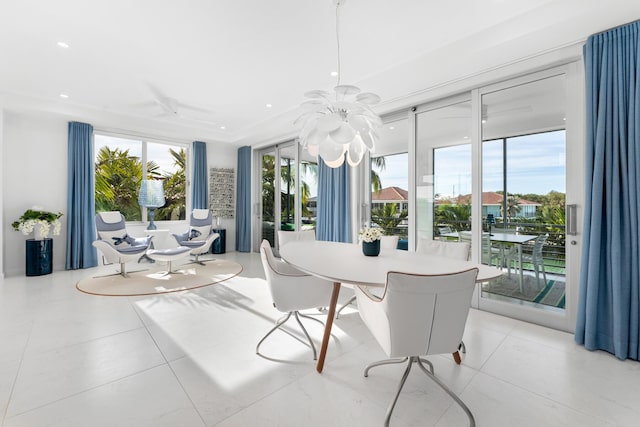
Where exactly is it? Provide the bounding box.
[362,240,380,257]
[32,223,50,240]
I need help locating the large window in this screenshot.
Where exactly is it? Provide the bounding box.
[94,134,187,222]
[371,152,408,238]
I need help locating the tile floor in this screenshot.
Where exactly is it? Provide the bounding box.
[1,251,638,426]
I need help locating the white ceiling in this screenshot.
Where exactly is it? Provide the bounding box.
[1,0,639,147]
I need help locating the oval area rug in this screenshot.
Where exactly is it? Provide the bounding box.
[76,259,243,296]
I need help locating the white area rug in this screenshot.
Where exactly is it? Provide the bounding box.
[76,259,243,296]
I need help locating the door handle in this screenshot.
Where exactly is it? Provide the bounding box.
[566,204,577,235]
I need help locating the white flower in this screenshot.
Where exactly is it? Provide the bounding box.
[359,227,383,243]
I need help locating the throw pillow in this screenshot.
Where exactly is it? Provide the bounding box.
[99,230,134,248]
[188,225,210,242]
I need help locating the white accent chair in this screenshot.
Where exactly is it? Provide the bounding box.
[257,240,334,360]
[416,238,471,364]
[416,238,470,260]
[355,269,479,427]
[277,229,315,251]
[93,211,152,277]
[172,209,219,265]
[335,235,400,319]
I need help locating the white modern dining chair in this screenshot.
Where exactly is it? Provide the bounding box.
[258,240,334,360]
[355,269,479,427]
[416,238,470,260]
[277,229,315,249]
[335,235,400,319]
[415,238,471,364]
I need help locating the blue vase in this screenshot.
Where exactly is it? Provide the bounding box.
[362,240,380,256]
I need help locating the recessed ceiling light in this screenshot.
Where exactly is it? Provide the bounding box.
[330,71,339,77]
[463,136,469,139]
[266,103,273,108]
[59,93,69,98]
[389,126,395,130]
[220,126,226,130]
[57,41,69,48]
[481,119,487,124]
[563,117,567,121]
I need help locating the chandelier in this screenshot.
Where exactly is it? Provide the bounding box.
[296,0,382,168]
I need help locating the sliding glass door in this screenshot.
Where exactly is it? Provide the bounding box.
[254,142,318,253]
[414,65,583,331]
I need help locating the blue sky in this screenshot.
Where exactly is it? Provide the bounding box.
[377,131,566,197]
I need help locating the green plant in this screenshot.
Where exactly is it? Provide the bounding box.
[12,208,63,236]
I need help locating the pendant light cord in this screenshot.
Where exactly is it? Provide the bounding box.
[335,1,342,89]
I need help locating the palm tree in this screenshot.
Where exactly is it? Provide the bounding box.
[95,147,144,220]
[156,148,186,220]
[371,203,408,236]
[370,156,386,193]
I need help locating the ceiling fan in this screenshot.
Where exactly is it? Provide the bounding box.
[137,83,217,125]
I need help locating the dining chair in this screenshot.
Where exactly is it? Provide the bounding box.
[416,238,470,260]
[488,228,517,276]
[172,209,220,265]
[277,229,315,249]
[415,238,470,364]
[521,233,549,287]
[257,240,333,360]
[93,211,153,277]
[459,231,501,267]
[336,235,400,319]
[355,269,479,427]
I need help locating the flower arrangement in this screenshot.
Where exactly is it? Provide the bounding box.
[359,227,383,243]
[12,207,63,237]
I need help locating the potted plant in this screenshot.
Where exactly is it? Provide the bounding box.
[359,226,383,256]
[12,207,63,240]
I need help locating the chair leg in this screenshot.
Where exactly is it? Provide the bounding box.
[452,351,462,364]
[298,312,326,328]
[120,262,128,278]
[364,357,409,377]
[415,357,433,374]
[256,311,321,360]
[420,359,476,427]
[383,357,414,427]
[416,357,434,374]
[293,311,318,360]
[336,294,356,319]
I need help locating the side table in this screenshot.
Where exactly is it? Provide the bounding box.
[26,238,53,276]
[212,228,226,254]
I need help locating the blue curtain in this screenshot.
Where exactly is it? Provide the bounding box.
[191,141,208,209]
[65,121,98,269]
[576,21,640,360]
[316,157,352,242]
[236,146,251,252]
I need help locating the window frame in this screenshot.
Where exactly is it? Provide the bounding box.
[93,131,191,224]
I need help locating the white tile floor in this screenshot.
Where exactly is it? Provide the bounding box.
[1,251,639,426]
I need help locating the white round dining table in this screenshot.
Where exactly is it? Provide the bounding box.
[279,240,502,373]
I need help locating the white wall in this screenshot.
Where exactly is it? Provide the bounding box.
[3,111,68,277]
[2,110,238,277]
[0,109,4,278]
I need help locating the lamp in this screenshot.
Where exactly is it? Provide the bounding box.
[138,180,165,230]
[486,213,496,236]
[296,0,382,168]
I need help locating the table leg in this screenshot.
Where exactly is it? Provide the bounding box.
[518,245,524,293]
[316,281,341,373]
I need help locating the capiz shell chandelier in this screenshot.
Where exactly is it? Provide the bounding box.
[296,0,382,168]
